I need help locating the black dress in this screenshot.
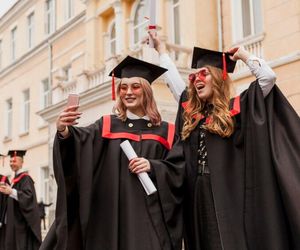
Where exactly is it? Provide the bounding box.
[41,115,184,250]
[173,81,300,250]
[0,175,10,250]
[5,173,41,250]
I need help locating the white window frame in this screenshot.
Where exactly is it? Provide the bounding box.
[45,0,55,34]
[231,0,263,42]
[41,78,51,109]
[65,0,74,21]
[170,0,181,45]
[21,89,30,133]
[11,27,17,61]
[132,0,149,47]
[108,21,116,56]
[5,98,13,139]
[27,12,35,48]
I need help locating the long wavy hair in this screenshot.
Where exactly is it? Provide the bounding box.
[113,78,162,126]
[181,65,235,140]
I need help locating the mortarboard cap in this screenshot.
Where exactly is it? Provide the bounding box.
[109,56,167,83]
[191,47,237,80]
[109,56,167,100]
[7,150,27,158]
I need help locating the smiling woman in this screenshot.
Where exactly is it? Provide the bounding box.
[40,56,185,250]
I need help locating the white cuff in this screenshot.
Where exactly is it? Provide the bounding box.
[9,188,18,200]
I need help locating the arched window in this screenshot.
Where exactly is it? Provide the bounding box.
[109,22,116,55]
[133,0,149,45]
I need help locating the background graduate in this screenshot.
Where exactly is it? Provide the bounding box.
[41,56,184,250]
[0,150,41,250]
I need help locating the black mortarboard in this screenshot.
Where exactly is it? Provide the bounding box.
[108,56,167,100]
[191,47,237,80]
[109,56,167,83]
[7,150,27,158]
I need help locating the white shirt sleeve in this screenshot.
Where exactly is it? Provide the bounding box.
[9,188,18,201]
[159,53,186,102]
[246,55,276,97]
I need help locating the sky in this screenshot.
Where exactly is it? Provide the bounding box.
[0,0,18,18]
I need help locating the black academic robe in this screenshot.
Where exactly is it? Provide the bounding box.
[0,175,10,250]
[171,81,300,250]
[5,173,41,250]
[41,115,184,250]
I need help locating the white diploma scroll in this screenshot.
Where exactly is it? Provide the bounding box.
[148,0,156,48]
[120,140,157,195]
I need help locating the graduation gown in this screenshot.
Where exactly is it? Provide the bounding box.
[173,81,300,250]
[0,175,10,250]
[5,173,41,250]
[41,115,183,250]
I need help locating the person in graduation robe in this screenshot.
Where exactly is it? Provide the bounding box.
[0,150,41,250]
[149,38,300,250]
[40,56,185,250]
[0,171,10,250]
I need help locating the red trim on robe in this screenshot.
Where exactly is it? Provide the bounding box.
[1,176,7,183]
[230,95,241,116]
[102,115,174,150]
[12,173,29,185]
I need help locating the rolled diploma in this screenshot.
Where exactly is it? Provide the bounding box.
[120,140,157,195]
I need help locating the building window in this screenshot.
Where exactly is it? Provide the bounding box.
[28,12,35,48]
[41,166,50,203]
[0,40,2,69]
[232,0,263,41]
[109,22,116,56]
[65,0,74,20]
[171,0,180,44]
[42,78,52,108]
[11,27,17,61]
[22,89,30,133]
[45,0,55,34]
[5,98,13,139]
[133,1,149,45]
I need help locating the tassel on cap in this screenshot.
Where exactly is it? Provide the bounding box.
[111,71,116,101]
[222,52,227,81]
[14,151,17,162]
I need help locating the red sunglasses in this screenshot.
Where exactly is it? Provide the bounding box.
[189,69,210,84]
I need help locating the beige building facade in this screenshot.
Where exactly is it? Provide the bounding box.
[0,0,299,229]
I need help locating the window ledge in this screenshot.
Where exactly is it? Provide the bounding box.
[3,136,12,143]
[19,131,29,137]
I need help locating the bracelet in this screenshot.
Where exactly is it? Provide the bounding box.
[57,127,67,133]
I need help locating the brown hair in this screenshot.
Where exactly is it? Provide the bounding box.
[181,65,234,140]
[113,78,162,126]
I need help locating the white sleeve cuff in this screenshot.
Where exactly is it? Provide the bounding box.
[9,188,18,200]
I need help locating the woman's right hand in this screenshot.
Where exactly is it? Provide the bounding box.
[147,30,167,54]
[56,105,81,136]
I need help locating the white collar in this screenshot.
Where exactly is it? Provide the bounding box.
[15,169,26,176]
[126,110,150,121]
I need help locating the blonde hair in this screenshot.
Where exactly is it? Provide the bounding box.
[113,78,162,126]
[181,66,234,140]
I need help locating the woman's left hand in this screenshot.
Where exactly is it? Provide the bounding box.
[129,157,151,174]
